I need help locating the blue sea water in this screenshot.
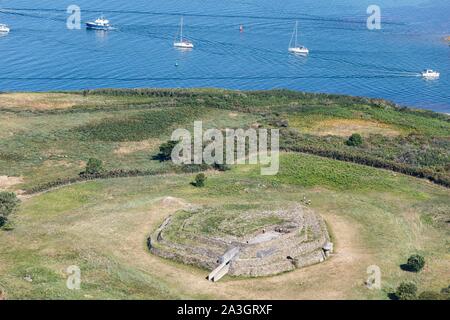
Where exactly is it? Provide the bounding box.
[0,0,449,112]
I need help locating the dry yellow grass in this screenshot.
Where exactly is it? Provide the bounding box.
[114,139,160,155]
[307,119,401,137]
[68,195,371,299]
[0,93,111,110]
[0,176,23,189]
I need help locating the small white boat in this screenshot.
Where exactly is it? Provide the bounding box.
[0,24,10,33]
[421,69,440,79]
[288,21,309,55]
[174,17,194,49]
[288,46,309,55]
[86,16,111,30]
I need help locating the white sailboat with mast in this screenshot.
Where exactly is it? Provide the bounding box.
[288,21,309,55]
[174,17,194,49]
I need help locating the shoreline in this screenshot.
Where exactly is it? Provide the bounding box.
[1,88,449,116]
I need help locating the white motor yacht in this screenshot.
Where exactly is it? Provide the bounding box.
[0,24,10,33]
[421,69,440,79]
[86,16,112,30]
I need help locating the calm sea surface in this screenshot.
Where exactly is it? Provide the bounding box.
[1,0,449,112]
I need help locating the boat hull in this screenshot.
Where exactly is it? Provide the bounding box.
[289,47,309,55]
[174,42,194,49]
[86,22,110,30]
[422,74,440,79]
[422,72,440,79]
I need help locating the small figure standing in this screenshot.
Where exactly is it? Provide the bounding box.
[239,25,244,33]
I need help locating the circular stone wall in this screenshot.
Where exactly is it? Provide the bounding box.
[148,203,332,277]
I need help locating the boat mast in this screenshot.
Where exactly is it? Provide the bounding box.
[289,21,298,49]
[295,21,298,48]
[180,17,183,42]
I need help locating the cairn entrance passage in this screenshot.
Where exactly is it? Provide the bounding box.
[148,204,333,281]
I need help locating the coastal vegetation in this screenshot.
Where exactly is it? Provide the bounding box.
[0,89,448,192]
[395,282,418,300]
[0,89,448,299]
[0,191,19,227]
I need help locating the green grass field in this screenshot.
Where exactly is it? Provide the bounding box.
[0,89,448,300]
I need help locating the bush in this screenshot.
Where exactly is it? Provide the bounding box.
[440,285,450,298]
[180,164,210,173]
[194,173,207,187]
[0,191,20,227]
[212,162,231,171]
[84,158,103,175]
[346,133,363,147]
[418,291,445,300]
[155,140,179,161]
[395,282,417,300]
[406,254,425,272]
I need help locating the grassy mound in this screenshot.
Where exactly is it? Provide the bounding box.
[0,152,448,299]
[0,89,448,299]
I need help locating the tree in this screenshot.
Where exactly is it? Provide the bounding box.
[194,173,207,187]
[395,282,417,300]
[0,191,20,227]
[85,158,103,175]
[346,133,363,147]
[406,254,425,272]
[155,140,179,161]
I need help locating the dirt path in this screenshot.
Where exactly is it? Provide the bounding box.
[0,176,23,190]
[109,199,373,299]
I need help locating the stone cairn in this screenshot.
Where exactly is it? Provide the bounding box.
[148,204,333,281]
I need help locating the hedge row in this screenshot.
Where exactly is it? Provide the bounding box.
[24,164,214,195]
[282,144,450,188]
[24,169,162,195]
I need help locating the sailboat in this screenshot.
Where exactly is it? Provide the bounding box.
[288,21,309,55]
[174,17,194,49]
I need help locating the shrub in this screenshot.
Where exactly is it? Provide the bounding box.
[84,158,103,175]
[213,162,231,171]
[194,173,207,187]
[418,291,445,300]
[440,285,450,298]
[406,254,425,272]
[155,140,179,161]
[395,282,417,300]
[346,133,363,147]
[0,191,20,227]
[180,164,210,173]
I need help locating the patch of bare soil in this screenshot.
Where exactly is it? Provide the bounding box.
[0,176,24,190]
[160,196,190,208]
